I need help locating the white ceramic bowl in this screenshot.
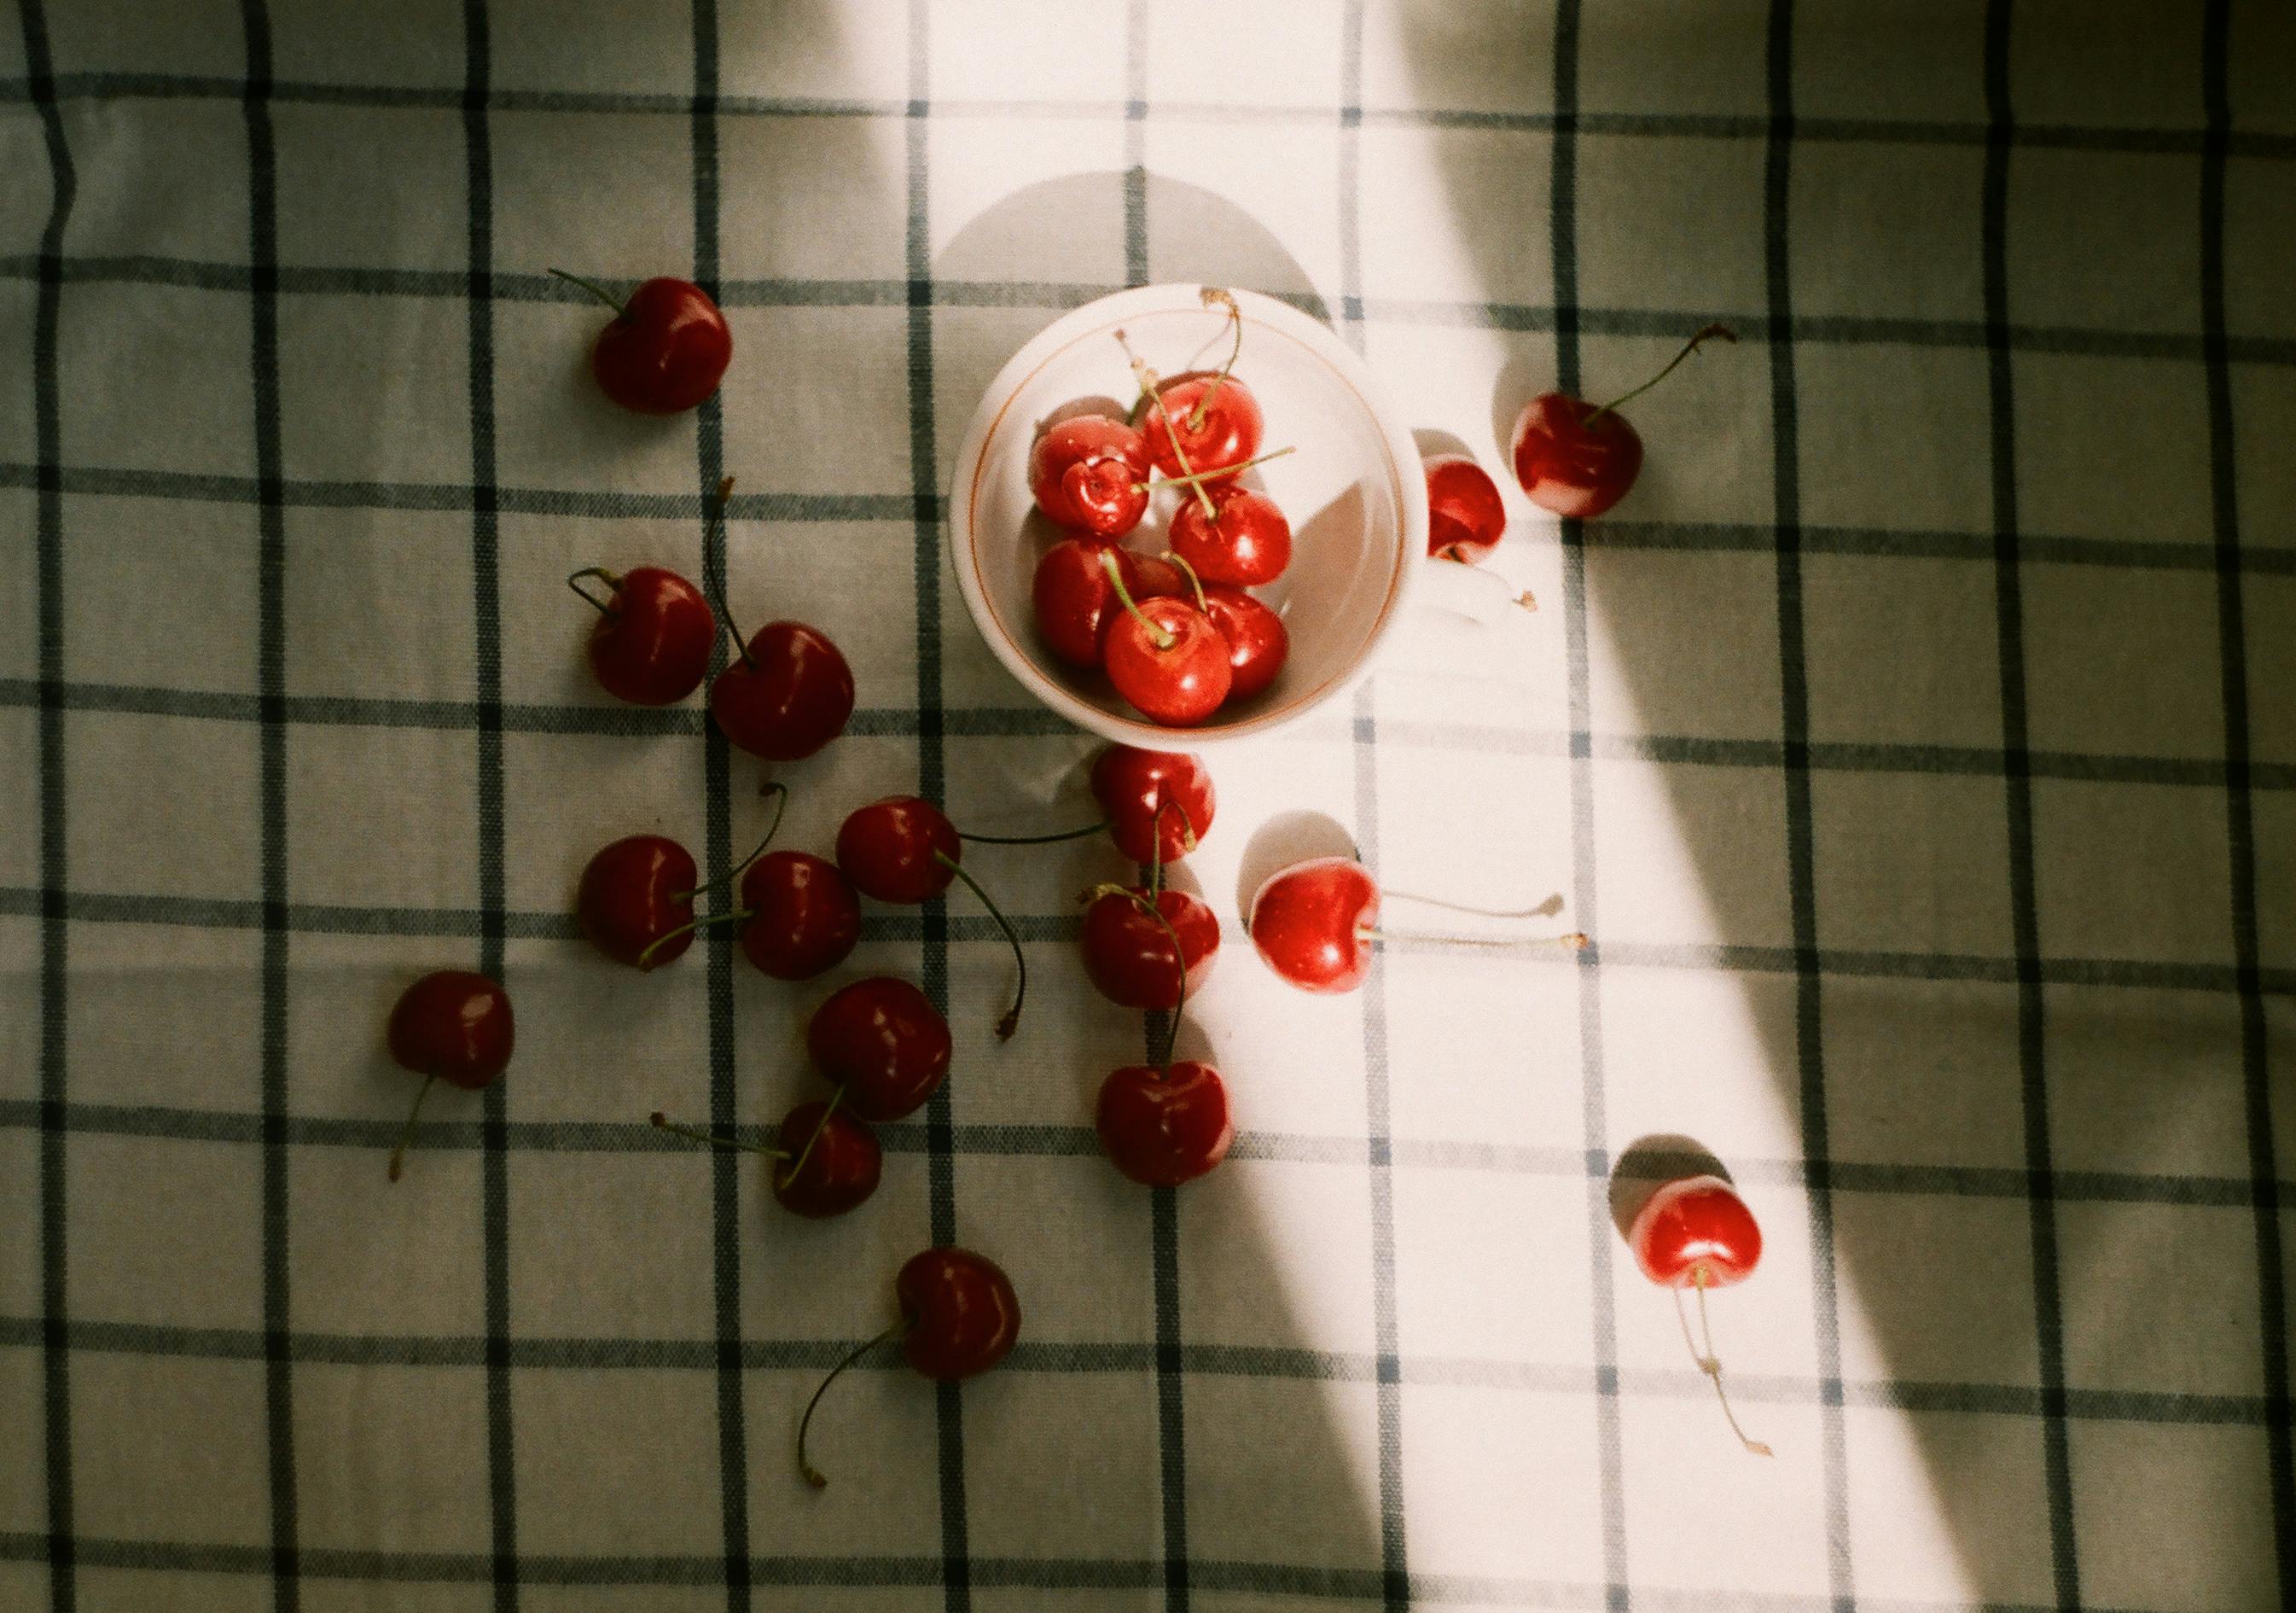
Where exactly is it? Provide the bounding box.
[946,284,1433,748]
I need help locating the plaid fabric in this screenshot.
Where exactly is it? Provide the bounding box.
[2,0,2291,1610]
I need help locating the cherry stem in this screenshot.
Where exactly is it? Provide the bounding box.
[548,266,629,317]
[778,1085,842,1189]
[1117,328,1218,520]
[1159,550,1208,616]
[386,1073,437,1183]
[700,476,753,670]
[651,1110,789,1160]
[1183,286,1245,432]
[1677,1266,1772,1458]
[1090,880,1190,1072]
[1357,927,1588,952]
[677,783,788,902]
[1582,323,1737,427]
[567,566,621,618]
[1100,550,1174,653]
[798,1321,904,1489]
[955,820,1109,847]
[1137,444,1297,496]
[636,906,755,970]
[933,853,1026,1039]
[1438,557,1540,613]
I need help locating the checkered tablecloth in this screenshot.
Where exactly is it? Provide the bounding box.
[3,1,2292,1610]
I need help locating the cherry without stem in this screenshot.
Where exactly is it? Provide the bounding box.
[807,975,954,1122]
[570,565,716,706]
[551,268,731,416]
[1423,452,1508,563]
[799,1247,1020,1488]
[1168,483,1293,587]
[386,970,514,1182]
[1200,584,1287,702]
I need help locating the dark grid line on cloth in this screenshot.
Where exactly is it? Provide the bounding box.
[8,67,2296,159]
[454,1,521,1603]
[1764,3,1858,1602]
[901,5,974,1608]
[686,0,753,1602]
[1979,4,2082,1604]
[1548,0,1635,1602]
[2202,0,2296,1588]
[235,2,304,1606]
[1337,7,1411,1608]
[0,1534,2204,1613]
[5,1100,2290,1212]
[9,677,2296,794]
[20,0,78,1604]
[5,886,2285,998]
[10,255,2296,371]
[0,1319,2276,1431]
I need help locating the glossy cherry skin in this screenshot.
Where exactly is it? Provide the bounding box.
[584,568,715,705]
[1090,747,1214,865]
[1030,416,1150,538]
[1096,1061,1234,1187]
[739,852,860,981]
[807,975,953,1122]
[387,970,514,1089]
[710,621,855,762]
[896,1248,1020,1381]
[1628,1174,1762,1288]
[770,1099,882,1219]
[1080,887,1219,1011]
[1201,585,1287,702]
[1104,597,1233,726]
[1136,371,1264,478]
[1034,539,1160,669]
[1248,857,1379,993]
[1169,484,1292,587]
[577,835,698,970]
[836,796,960,904]
[589,277,732,416]
[1424,452,1508,562]
[1511,393,1644,520]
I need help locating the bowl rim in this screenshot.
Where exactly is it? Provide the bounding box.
[945,282,1429,748]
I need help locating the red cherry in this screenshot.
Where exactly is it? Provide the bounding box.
[1096,1061,1234,1186]
[709,620,855,762]
[554,270,731,416]
[835,796,960,904]
[738,851,861,981]
[1200,585,1288,702]
[798,1247,1023,1488]
[896,1247,1021,1381]
[1102,589,1232,727]
[1030,416,1150,538]
[769,1100,883,1220]
[571,566,715,705]
[1247,857,1379,993]
[1032,538,1143,669]
[1628,1175,1763,1289]
[836,797,1027,1036]
[1079,886,1219,1010]
[577,835,699,970]
[1138,371,1264,479]
[1511,323,1735,521]
[385,970,514,1181]
[1423,453,1508,562]
[1089,746,1214,865]
[1168,484,1292,587]
[807,976,953,1122]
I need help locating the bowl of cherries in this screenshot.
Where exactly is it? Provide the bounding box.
[949,283,1502,746]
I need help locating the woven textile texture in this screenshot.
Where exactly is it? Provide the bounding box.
[3,2,2293,1610]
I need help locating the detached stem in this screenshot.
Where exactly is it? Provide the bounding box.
[386,1073,437,1183]
[1117,328,1218,520]
[933,852,1027,1040]
[1100,550,1175,652]
[1582,323,1737,427]
[798,1322,904,1489]
[548,266,629,316]
[567,566,621,618]
[956,820,1109,847]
